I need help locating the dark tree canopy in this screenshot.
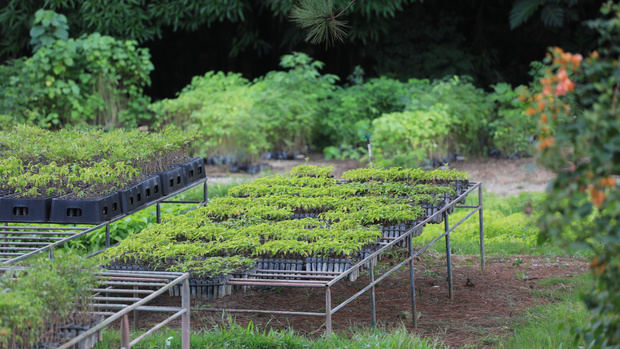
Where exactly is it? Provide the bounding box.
[0,0,602,99]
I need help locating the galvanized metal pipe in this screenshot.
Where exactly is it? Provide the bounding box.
[182,277,190,349]
[370,262,376,327]
[331,255,413,314]
[58,272,189,349]
[227,280,326,287]
[408,235,417,328]
[203,178,208,205]
[479,183,485,271]
[156,202,161,224]
[325,286,332,336]
[445,212,453,299]
[196,308,326,317]
[105,224,110,248]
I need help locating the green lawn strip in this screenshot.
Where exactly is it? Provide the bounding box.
[96,323,445,349]
[495,274,591,349]
[418,191,590,257]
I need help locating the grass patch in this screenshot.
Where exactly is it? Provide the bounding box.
[497,273,591,349]
[96,323,445,349]
[418,191,589,257]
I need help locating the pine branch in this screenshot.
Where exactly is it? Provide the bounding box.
[290,0,356,47]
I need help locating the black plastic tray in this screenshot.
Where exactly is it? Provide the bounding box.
[120,175,162,213]
[50,192,122,224]
[0,197,52,222]
[182,157,206,184]
[159,166,186,196]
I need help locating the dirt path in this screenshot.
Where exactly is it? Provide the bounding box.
[205,156,555,195]
[139,255,586,348]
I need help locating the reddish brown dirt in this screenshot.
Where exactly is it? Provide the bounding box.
[133,254,586,348]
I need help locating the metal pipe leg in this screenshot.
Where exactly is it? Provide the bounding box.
[203,178,208,205]
[48,247,53,260]
[370,263,376,327]
[325,286,332,336]
[156,203,161,224]
[408,235,417,328]
[445,213,453,299]
[120,314,130,349]
[105,224,110,248]
[478,184,485,271]
[133,285,138,329]
[182,277,191,349]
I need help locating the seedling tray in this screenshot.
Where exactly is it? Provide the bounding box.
[182,157,206,184]
[120,182,144,214]
[50,192,122,224]
[159,166,186,195]
[141,175,163,203]
[120,175,162,213]
[0,197,52,222]
[305,257,352,273]
[256,258,304,271]
[381,223,423,247]
[169,275,230,299]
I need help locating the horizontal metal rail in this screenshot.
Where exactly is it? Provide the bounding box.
[196,308,326,317]
[57,270,190,349]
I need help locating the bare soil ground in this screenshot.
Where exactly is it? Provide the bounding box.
[206,155,555,195]
[137,254,586,348]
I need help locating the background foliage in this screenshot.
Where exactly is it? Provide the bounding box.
[0,0,602,99]
[525,2,620,346]
[0,31,153,128]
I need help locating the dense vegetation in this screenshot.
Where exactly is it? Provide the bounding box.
[524,2,620,346]
[0,125,196,199]
[0,255,99,348]
[151,52,534,166]
[0,1,602,99]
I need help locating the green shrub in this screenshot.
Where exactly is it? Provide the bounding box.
[372,105,451,167]
[488,83,535,156]
[154,52,336,162]
[29,9,69,52]
[152,71,267,162]
[256,52,337,153]
[0,33,153,128]
[406,76,494,156]
[319,76,409,159]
